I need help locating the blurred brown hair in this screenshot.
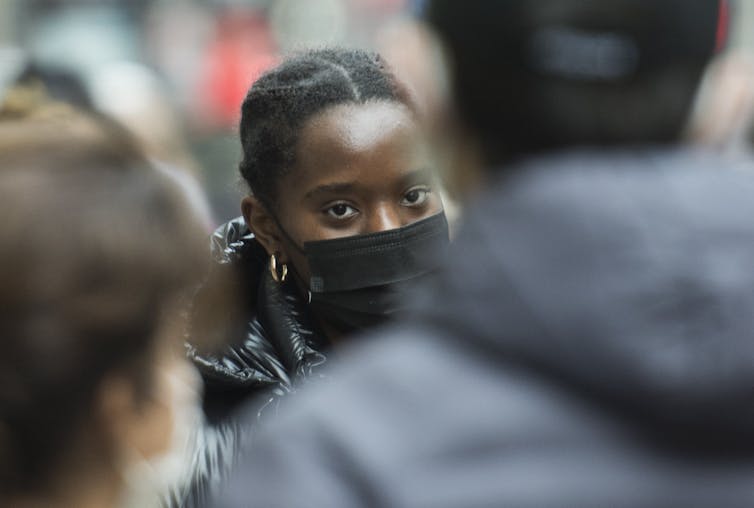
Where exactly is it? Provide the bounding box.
[0,96,208,495]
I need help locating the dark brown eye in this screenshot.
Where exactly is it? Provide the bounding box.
[326,202,358,219]
[401,187,430,207]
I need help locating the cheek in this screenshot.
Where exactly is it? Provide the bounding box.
[286,248,312,287]
[124,394,173,461]
[428,191,445,213]
[145,402,174,459]
[134,359,200,460]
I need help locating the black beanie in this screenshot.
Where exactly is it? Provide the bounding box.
[426,0,729,82]
[424,0,731,162]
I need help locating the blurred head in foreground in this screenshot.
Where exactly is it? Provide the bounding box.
[421,0,735,193]
[0,104,207,507]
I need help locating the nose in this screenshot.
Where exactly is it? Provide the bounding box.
[367,203,402,233]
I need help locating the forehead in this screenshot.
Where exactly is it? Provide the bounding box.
[291,101,420,183]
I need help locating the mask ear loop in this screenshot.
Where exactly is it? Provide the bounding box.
[258,197,306,255]
[257,197,312,297]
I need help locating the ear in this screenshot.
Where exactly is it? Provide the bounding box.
[685,51,754,149]
[241,196,287,262]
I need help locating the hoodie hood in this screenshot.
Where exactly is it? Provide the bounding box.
[415,148,754,449]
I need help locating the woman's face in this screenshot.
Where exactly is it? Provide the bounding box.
[252,101,443,282]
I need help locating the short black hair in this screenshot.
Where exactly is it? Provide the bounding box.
[239,48,413,207]
[427,0,726,165]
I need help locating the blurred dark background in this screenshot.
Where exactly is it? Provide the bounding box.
[0,0,417,222]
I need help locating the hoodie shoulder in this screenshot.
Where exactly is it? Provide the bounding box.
[418,148,754,448]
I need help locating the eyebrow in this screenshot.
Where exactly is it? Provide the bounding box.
[302,169,435,201]
[304,182,358,200]
[398,168,434,187]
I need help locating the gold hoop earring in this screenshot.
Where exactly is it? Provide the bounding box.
[269,253,288,283]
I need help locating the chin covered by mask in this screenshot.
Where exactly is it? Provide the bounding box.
[302,212,450,334]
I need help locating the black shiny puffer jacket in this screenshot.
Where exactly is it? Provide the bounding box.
[166,217,329,508]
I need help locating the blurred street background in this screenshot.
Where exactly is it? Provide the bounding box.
[0,0,752,221]
[0,0,423,221]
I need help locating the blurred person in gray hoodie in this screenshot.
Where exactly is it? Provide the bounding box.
[213,2,754,507]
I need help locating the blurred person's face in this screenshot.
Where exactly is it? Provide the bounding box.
[101,310,201,506]
[243,101,443,285]
[109,348,196,462]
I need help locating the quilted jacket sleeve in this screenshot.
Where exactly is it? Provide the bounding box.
[163,218,329,508]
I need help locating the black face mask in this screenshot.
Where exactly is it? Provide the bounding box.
[280,212,450,334]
